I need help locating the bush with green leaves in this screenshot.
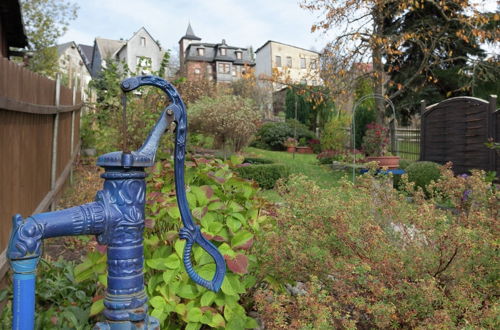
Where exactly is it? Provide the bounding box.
[236,164,290,189]
[321,115,351,152]
[242,157,274,164]
[255,170,498,328]
[405,161,441,194]
[353,104,377,149]
[252,120,315,150]
[1,258,99,329]
[74,155,265,329]
[188,95,260,153]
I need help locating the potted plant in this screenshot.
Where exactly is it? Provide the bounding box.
[283,137,298,153]
[361,122,399,169]
[296,137,313,154]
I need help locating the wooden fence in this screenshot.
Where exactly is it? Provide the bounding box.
[0,57,83,278]
[420,96,498,175]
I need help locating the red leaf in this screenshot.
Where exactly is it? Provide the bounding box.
[234,237,254,250]
[200,185,214,199]
[96,244,107,254]
[224,254,249,274]
[202,232,226,242]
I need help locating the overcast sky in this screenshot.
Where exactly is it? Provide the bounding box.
[59,0,325,53]
[60,0,498,56]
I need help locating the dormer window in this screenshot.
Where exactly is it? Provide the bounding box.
[220,48,227,56]
[197,47,205,56]
[236,51,242,60]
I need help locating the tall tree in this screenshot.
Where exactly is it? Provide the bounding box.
[20,0,78,77]
[384,1,496,120]
[301,0,497,123]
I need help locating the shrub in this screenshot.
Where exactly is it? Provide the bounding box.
[399,159,415,170]
[321,115,350,152]
[74,156,264,329]
[353,104,376,149]
[361,122,390,156]
[405,161,441,193]
[1,258,99,329]
[308,138,321,153]
[255,171,498,328]
[189,95,260,153]
[253,120,314,150]
[242,157,274,164]
[236,164,290,189]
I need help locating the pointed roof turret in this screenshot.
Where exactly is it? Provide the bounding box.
[181,22,201,41]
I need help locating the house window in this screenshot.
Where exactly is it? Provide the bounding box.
[236,51,242,59]
[197,48,205,56]
[311,59,317,69]
[140,37,146,47]
[312,80,317,85]
[207,64,212,73]
[300,79,307,85]
[231,66,236,76]
[300,58,306,69]
[218,63,230,74]
[286,56,292,67]
[194,68,201,75]
[220,48,227,56]
[136,56,151,67]
[275,55,281,67]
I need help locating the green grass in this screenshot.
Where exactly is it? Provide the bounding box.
[244,147,350,190]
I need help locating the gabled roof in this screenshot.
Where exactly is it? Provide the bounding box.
[0,0,28,49]
[78,44,93,71]
[127,26,162,51]
[255,40,320,55]
[95,37,126,58]
[56,41,76,56]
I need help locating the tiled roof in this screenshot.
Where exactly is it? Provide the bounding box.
[185,42,254,65]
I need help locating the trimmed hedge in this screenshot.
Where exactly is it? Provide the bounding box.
[243,157,274,164]
[406,161,442,194]
[236,164,290,189]
[252,120,315,150]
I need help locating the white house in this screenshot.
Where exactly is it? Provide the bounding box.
[56,41,92,100]
[90,27,164,77]
[255,40,322,90]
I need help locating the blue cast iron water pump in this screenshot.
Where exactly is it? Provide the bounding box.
[7,76,226,329]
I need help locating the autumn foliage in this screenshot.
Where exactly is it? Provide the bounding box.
[254,166,498,328]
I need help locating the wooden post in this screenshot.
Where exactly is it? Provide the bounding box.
[419,100,426,161]
[487,95,497,172]
[50,74,61,211]
[390,118,397,156]
[70,76,77,185]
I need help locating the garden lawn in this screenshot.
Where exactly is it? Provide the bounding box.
[244,147,349,189]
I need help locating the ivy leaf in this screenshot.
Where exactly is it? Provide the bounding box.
[164,254,180,269]
[150,296,167,310]
[166,206,181,219]
[224,254,249,275]
[186,307,203,323]
[174,239,186,258]
[231,231,254,249]
[209,313,226,328]
[227,217,242,233]
[191,186,208,206]
[200,291,216,306]
[178,283,198,299]
[208,201,225,211]
[185,322,202,330]
[89,299,104,317]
